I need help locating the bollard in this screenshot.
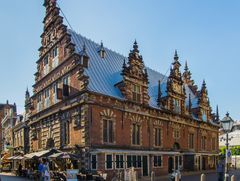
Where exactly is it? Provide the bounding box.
[151,171,155,181]
[175,173,179,181]
[231,175,235,181]
[201,174,206,181]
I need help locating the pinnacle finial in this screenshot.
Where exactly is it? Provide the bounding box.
[133,39,139,53]
[216,105,219,120]
[122,59,126,68]
[202,79,206,87]
[226,112,230,117]
[157,79,162,106]
[174,49,179,60]
[184,61,189,71]
[83,43,86,51]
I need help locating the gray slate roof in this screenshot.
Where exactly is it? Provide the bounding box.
[69,30,198,109]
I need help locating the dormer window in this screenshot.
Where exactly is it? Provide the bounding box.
[80,44,89,68]
[99,49,106,59]
[132,84,141,103]
[80,55,89,68]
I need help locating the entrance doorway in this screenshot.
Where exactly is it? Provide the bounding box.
[168,157,174,173]
[142,156,148,176]
[202,157,206,170]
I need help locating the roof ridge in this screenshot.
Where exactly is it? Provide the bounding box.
[68,29,127,58]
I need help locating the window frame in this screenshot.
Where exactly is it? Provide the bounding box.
[153,155,163,168]
[103,119,114,144]
[132,84,141,103]
[154,127,162,147]
[132,123,141,145]
[115,154,124,169]
[105,154,114,170]
[91,154,97,170]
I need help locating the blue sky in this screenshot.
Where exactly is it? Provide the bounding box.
[0,0,239,120]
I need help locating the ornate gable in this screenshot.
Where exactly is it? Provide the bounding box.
[197,80,212,122]
[117,41,149,105]
[166,51,186,114]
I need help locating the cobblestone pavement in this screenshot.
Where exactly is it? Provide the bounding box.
[161,169,240,181]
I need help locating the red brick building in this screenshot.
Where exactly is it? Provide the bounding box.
[28,0,219,178]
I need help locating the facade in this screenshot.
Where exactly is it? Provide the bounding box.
[27,0,219,178]
[13,113,30,155]
[0,102,17,154]
[1,102,17,154]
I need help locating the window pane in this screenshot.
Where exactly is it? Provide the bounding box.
[92,155,97,170]
[132,124,136,145]
[106,155,112,169]
[103,120,108,142]
[137,125,140,145]
[116,155,119,168]
[137,156,141,168]
[120,155,124,168]
[133,155,137,167]
[109,121,113,143]
[127,155,132,168]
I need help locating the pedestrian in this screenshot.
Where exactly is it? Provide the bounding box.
[38,160,44,181]
[18,163,22,176]
[217,161,224,181]
[43,159,50,181]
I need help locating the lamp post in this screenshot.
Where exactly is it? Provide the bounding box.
[221,112,234,181]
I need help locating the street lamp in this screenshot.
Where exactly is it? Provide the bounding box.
[221,112,234,181]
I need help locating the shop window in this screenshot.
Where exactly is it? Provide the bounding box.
[106,154,113,169]
[91,155,97,170]
[127,155,142,168]
[115,154,124,169]
[153,156,162,167]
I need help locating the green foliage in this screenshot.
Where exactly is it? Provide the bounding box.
[220,146,226,156]
[231,146,240,155]
[220,146,240,156]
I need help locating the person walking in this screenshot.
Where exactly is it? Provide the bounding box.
[43,159,50,181]
[217,161,224,181]
[38,160,44,181]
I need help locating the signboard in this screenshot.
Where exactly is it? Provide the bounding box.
[66,169,79,181]
[226,149,232,164]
